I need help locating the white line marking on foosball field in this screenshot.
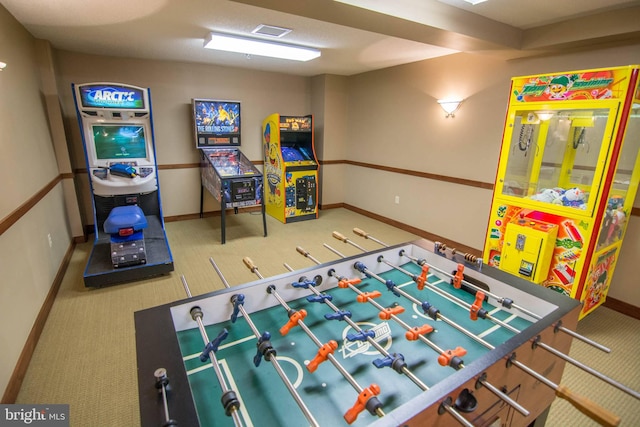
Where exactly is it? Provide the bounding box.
[220,359,254,427]
[185,359,255,426]
[274,356,305,388]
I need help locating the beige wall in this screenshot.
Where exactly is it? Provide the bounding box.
[311,74,349,206]
[344,46,640,306]
[0,6,72,397]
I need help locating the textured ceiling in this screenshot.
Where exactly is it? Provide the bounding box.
[2,0,639,76]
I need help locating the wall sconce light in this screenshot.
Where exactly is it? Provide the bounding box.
[204,32,321,62]
[0,62,7,71]
[437,99,462,118]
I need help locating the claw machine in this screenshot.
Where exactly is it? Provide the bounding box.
[193,99,266,244]
[262,114,319,223]
[483,65,640,318]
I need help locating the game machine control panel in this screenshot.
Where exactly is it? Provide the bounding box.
[90,161,157,193]
[72,82,174,287]
[193,99,266,244]
[263,114,319,223]
[296,176,316,212]
[483,65,640,318]
[501,214,558,284]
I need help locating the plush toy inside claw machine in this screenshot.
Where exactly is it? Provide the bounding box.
[483,65,640,318]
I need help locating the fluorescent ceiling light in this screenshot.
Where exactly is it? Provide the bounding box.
[463,0,488,4]
[204,32,321,62]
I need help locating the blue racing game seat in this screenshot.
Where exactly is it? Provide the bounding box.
[104,205,148,268]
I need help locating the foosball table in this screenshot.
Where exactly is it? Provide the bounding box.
[135,229,632,426]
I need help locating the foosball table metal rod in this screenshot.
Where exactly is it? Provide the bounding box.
[352,227,612,354]
[179,275,244,427]
[398,242,612,353]
[511,357,620,426]
[295,246,526,422]
[348,260,530,416]
[399,247,612,353]
[267,284,386,424]
[532,338,640,400]
[323,242,347,258]
[338,254,620,427]
[434,242,483,270]
[242,257,264,279]
[284,265,432,394]
[210,257,320,427]
[378,255,639,402]
[439,396,476,427]
[243,257,429,391]
[555,324,610,353]
[154,368,178,426]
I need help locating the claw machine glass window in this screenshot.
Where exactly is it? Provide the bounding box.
[595,103,640,251]
[498,104,618,215]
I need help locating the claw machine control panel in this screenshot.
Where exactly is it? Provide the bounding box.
[501,215,558,284]
[483,65,640,318]
[193,99,266,244]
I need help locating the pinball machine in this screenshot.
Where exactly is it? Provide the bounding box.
[193,99,267,244]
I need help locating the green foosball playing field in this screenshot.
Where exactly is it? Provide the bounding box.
[176,261,532,426]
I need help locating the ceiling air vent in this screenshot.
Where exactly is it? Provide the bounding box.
[252,24,292,38]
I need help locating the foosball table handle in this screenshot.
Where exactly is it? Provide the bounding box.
[243,257,257,273]
[333,231,348,242]
[352,228,368,238]
[555,384,621,427]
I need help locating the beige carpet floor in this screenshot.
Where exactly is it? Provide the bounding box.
[15,208,640,426]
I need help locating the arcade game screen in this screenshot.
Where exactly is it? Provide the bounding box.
[281,132,314,162]
[92,124,148,160]
[281,146,310,162]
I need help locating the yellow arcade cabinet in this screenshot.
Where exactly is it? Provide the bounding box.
[483,65,640,319]
[262,114,319,223]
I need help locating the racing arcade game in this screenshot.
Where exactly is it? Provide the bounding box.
[193,99,266,244]
[262,114,318,223]
[73,82,174,287]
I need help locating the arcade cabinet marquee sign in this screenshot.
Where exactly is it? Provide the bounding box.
[512,72,618,101]
[77,84,146,110]
[194,100,241,146]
